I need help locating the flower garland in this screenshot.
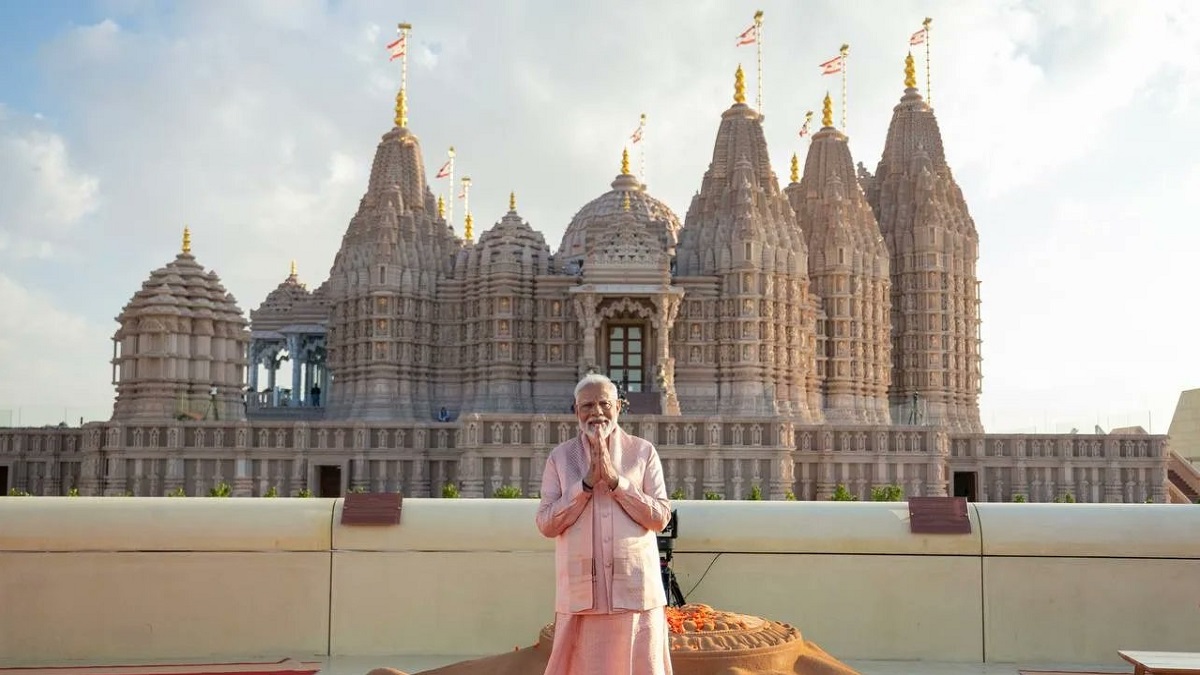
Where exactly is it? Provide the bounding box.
[664,604,715,634]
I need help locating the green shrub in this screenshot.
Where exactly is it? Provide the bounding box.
[1011,494,1027,503]
[7,487,30,496]
[703,491,724,500]
[747,484,763,500]
[670,487,686,500]
[830,484,858,501]
[296,488,314,498]
[167,486,187,497]
[784,490,796,501]
[263,486,279,498]
[870,484,905,502]
[493,485,523,498]
[442,482,461,498]
[208,482,232,497]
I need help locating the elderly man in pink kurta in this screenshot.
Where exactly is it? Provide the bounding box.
[536,373,674,675]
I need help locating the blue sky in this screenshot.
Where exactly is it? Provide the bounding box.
[1,0,1198,432]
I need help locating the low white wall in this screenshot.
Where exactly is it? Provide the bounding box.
[1,498,1197,666]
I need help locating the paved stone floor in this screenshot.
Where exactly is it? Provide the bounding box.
[318,653,1131,675]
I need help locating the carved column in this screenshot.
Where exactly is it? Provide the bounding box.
[652,293,683,415]
[573,293,599,375]
[288,334,302,406]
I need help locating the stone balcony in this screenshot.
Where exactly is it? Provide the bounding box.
[0,499,1197,674]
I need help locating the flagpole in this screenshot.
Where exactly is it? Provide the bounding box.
[923,18,933,106]
[754,10,764,113]
[446,146,456,229]
[839,44,849,132]
[460,176,472,241]
[638,113,647,184]
[396,22,412,127]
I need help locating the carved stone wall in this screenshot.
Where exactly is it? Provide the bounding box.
[864,81,982,432]
[788,121,892,425]
[111,241,249,423]
[0,422,1166,504]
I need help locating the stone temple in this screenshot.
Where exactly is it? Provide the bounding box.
[0,55,1189,505]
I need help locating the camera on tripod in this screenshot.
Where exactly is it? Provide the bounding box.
[657,509,684,607]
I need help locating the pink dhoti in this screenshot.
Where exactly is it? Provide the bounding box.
[543,607,673,675]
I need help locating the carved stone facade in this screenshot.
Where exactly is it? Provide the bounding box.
[786,96,892,425]
[0,59,1171,503]
[0,420,1170,504]
[860,57,983,431]
[110,231,249,422]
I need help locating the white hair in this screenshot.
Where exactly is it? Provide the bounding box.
[574,373,618,401]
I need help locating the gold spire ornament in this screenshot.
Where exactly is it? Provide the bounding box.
[790,153,799,183]
[437,194,445,219]
[905,52,917,89]
[621,147,631,175]
[822,92,834,128]
[464,213,474,242]
[509,191,516,212]
[182,226,191,254]
[290,259,298,277]
[734,64,747,104]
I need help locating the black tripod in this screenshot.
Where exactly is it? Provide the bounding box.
[657,510,685,607]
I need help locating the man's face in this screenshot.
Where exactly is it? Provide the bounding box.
[575,383,621,438]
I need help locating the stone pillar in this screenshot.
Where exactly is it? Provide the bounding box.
[573,293,599,374]
[459,450,484,498]
[248,342,260,396]
[288,334,302,406]
[233,454,254,496]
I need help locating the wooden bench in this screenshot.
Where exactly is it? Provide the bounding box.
[1119,651,1200,674]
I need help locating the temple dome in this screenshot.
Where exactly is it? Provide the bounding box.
[112,230,249,421]
[556,157,680,265]
[253,265,310,318]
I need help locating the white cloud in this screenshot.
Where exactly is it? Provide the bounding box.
[0,114,100,260]
[0,273,112,427]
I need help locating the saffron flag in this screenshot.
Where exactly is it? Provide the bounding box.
[820,55,844,75]
[910,28,927,45]
[798,120,811,138]
[736,24,757,46]
[435,159,452,179]
[630,122,644,144]
[387,35,406,61]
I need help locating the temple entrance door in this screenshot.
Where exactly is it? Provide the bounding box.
[0,465,8,494]
[605,324,645,396]
[953,471,977,502]
[318,465,342,498]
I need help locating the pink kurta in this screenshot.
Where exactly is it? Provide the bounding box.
[536,428,674,675]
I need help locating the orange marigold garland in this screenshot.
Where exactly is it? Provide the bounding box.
[664,604,715,634]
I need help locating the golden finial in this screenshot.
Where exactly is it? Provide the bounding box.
[181,226,191,254]
[464,213,474,242]
[395,90,407,128]
[905,52,917,89]
[509,191,516,212]
[621,147,631,175]
[622,191,631,212]
[290,259,297,277]
[734,64,746,104]
[822,92,834,128]
[437,194,445,219]
[790,153,799,183]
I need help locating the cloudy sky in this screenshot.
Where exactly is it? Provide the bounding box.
[0,0,1197,433]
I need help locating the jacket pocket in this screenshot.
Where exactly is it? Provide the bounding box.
[567,557,594,612]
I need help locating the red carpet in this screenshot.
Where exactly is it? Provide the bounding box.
[0,658,321,675]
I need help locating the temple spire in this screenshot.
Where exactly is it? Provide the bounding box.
[734,64,747,104]
[822,92,834,128]
[905,52,917,89]
[289,259,297,277]
[621,147,631,175]
[790,153,799,183]
[464,213,474,242]
[181,226,191,254]
[437,194,445,219]
[509,191,517,212]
